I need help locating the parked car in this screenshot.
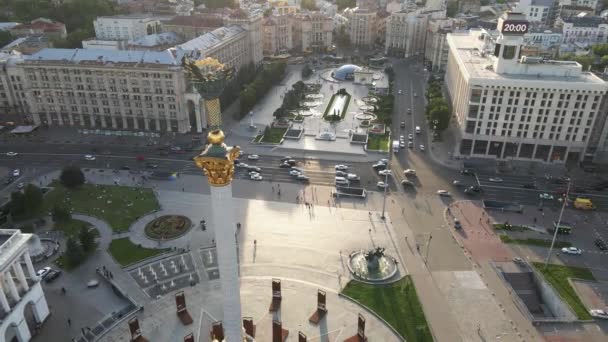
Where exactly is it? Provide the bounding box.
[45,269,62,283]
[347,173,360,181]
[36,267,51,279]
[404,169,416,176]
[489,177,503,182]
[372,163,387,171]
[376,181,388,189]
[594,239,607,251]
[399,141,405,148]
[12,169,20,177]
[539,193,554,200]
[6,152,17,156]
[84,154,96,161]
[335,170,347,177]
[437,190,451,196]
[335,177,349,185]
[335,164,348,171]
[247,154,259,160]
[419,145,425,151]
[408,141,413,148]
[561,247,582,255]
[296,175,310,182]
[590,309,608,319]
[408,134,413,141]
[460,169,475,175]
[379,170,392,176]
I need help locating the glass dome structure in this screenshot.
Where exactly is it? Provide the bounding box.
[333,64,362,80]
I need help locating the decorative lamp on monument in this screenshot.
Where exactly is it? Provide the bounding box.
[182,57,234,129]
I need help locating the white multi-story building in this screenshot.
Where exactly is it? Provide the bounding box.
[94,14,162,41]
[517,0,557,25]
[559,0,599,11]
[294,11,335,53]
[557,16,608,45]
[425,17,466,72]
[385,8,445,58]
[445,12,608,162]
[0,229,51,342]
[346,7,377,48]
[224,9,264,68]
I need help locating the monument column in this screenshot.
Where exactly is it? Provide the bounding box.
[0,283,10,312]
[13,263,28,291]
[4,271,20,301]
[23,251,37,280]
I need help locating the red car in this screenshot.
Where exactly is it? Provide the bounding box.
[136,155,145,161]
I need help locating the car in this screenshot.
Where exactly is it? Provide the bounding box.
[248,170,260,176]
[246,166,261,172]
[291,167,304,173]
[453,180,461,186]
[347,173,360,181]
[522,183,537,189]
[401,180,413,187]
[398,89,402,94]
[376,181,388,189]
[285,159,297,166]
[296,175,310,182]
[512,257,526,266]
[247,154,259,160]
[539,193,554,200]
[561,247,582,255]
[145,163,158,169]
[400,121,406,128]
[399,141,405,148]
[378,159,389,164]
[419,145,425,151]
[372,163,387,171]
[83,154,96,161]
[4,177,14,185]
[45,269,62,283]
[170,146,181,152]
[335,177,350,185]
[289,170,301,176]
[120,166,130,171]
[237,163,249,168]
[399,135,405,141]
[379,169,392,176]
[454,219,462,229]
[590,309,608,319]
[36,267,51,279]
[135,155,145,161]
[408,134,413,141]
[250,174,263,181]
[280,156,293,161]
[279,162,291,168]
[460,169,475,175]
[489,177,503,182]
[408,141,413,148]
[595,239,607,251]
[437,190,451,196]
[404,169,416,176]
[6,152,17,156]
[335,170,347,177]
[12,169,20,177]
[17,182,24,189]
[407,108,412,114]
[335,164,348,171]
[413,92,418,97]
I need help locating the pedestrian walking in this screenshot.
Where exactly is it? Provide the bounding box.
[67,318,71,327]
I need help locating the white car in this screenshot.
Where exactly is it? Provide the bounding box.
[376,181,388,189]
[250,174,263,181]
[399,135,405,141]
[437,190,451,196]
[399,141,405,148]
[378,159,389,164]
[36,267,51,278]
[453,180,461,186]
[561,247,582,255]
[246,166,261,172]
[404,169,416,176]
[335,164,348,171]
[84,154,96,161]
[12,169,20,177]
[247,154,259,160]
[489,177,503,182]
[17,182,24,189]
[6,152,17,156]
[419,145,425,151]
[347,173,360,181]
[539,193,554,200]
[289,170,301,176]
[379,170,392,176]
[590,309,608,319]
[237,163,249,168]
[398,89,402,94]
[248,170,260,175]
[408,134,413,141]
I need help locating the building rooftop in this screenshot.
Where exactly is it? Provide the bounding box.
[0,22,19,31]
[128,32,181,47]
[173,25,245,56]
[11,17,65,32]
[164,15,223,27]
[24,48,178,66]
[561,15,606,27]
[447,30,606,86]
[96,13,156,20]
[0,229,31,270]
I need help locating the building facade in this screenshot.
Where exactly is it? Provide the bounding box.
[0,229,51,342]
[94,14,162,41]
[559,0,599,11]
[347,7,377,48]
[262,15,293,56]
[162,15,223,41]
[294,12,334,53]
[425,18,465,72]
[517,0,557,25]
[445,13,608,162]
[385,8,445,58]
[557,16,608,45]
[9,18,66,40]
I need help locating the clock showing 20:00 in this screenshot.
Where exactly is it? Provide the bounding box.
[501,21,529,34]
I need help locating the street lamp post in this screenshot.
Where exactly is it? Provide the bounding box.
[425,234,433,264]
[381,172,388,220]
[544,180,571,267]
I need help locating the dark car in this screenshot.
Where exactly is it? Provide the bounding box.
[469,185,482,192]
[280,156,293,162]
[595,239,607,251]
[522,183,537,189]
[45,269,62,283]
[285,159,297,166]
[279,163,291,168]
[454,219,462,230]
[460,169,475,175]
[120,166,131,170]
[372,163,387,171]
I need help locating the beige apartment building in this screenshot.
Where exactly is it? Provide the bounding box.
[262,15,293,56]
[294,12,334,53]
[346,7,377,48]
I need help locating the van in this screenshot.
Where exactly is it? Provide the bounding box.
[574,198,595,210]
[415,126,421,134]
[335,177,349,185]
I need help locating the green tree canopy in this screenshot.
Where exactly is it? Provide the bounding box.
[60,165,85,188]
[0,31,14,48]
[9,191,26,217]
[336,0,356,10]
[24,184,43,213]
[592,44,608,57]
[65,237,83,267]
[52,205,71,223]
[79,226,96,252]
[302,64,313,78]
[334,26,350,49]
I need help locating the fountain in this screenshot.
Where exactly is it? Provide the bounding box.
[27,234,46,258]
[347,247,398,283]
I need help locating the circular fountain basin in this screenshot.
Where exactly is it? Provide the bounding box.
[347,251,398,283]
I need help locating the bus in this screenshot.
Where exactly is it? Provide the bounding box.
[548,221,573,235]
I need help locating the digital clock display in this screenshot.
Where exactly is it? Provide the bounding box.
[501,21,529,34]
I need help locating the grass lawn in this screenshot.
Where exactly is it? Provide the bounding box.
[108,238,171,267]
[499,234,571,248]
[44,183,159,232]
[54,218,99,238]
[253,134,263,143]
[342,277,432,342]
[367,134,390,152]
[260,127,287,143]
[532,262,595,319]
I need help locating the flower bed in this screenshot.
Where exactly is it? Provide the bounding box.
[144,215,193,240]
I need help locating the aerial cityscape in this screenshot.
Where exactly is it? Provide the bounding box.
[1,0,608,341]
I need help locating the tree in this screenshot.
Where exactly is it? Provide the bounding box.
[0,31,14,48]
[301,0,318,10]
[302,64,313,78]
[52,205,71,223]
[592,43,608,57]
[60,165,85,188]
[336,0,356,10]
[79,226,96,252]
[447,1,459,17]
[427,98,451,132]
[65,237,83,267]
[9,191,26,217]
[24,184,43,213]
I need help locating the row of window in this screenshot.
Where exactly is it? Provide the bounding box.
[31,83,176,95]
[29,75,173,88]
[37,108,179,118]
[27,69,173,79]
